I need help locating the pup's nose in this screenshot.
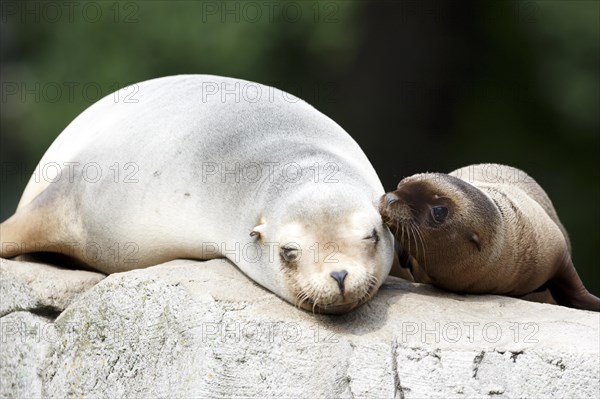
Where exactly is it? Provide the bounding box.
[385,193,398,205]
[330,270,348,294]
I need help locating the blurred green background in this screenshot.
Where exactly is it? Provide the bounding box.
[1,0,598,294]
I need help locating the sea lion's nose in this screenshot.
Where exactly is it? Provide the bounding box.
[330,270,348,294]
[385,193,398,205]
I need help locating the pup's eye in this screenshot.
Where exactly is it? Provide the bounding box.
[431,206,449,223]
[280,245,300,262]
[364,229,379,244]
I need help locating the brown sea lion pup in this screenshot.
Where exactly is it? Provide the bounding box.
[379,163,600,312]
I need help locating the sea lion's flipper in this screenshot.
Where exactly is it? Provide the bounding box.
[0,189,64,260]
[519,288,557,305]
[0,212,26,259]
[548,255,600,312]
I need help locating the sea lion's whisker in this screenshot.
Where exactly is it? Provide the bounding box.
[406,224,412,259]
[415,225,428,271]
[411,224,421,266]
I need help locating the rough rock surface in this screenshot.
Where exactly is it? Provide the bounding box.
[1,258,598,398]
[0,258,105,317]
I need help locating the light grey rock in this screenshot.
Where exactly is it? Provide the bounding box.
[1,258,598,398]
[0,312,52,399]
[0,258,105,316]
[0,259,105,398]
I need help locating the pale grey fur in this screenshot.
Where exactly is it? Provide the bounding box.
[1,75,394,312]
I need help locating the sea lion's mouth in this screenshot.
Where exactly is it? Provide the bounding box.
[313,301,360,315]
[297,299,360,315]
[296,280,379,315]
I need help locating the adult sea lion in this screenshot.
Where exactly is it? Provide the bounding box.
[380,163,599,311]
[0,75,395,314]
